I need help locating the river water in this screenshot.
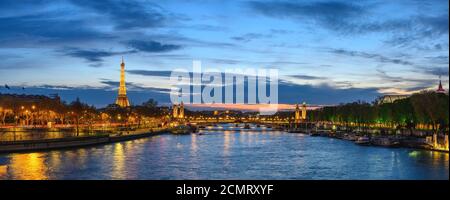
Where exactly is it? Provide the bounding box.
[0,124,448,180]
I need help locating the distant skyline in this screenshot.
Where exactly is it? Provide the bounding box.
[0,0,448,107]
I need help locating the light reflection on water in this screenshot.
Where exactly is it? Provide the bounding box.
[0,131,99,141]
[112,143,125,179]
[4,153,48,180]
[0,129,448,180]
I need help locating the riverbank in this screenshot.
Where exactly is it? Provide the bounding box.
[0,127,168,153]
[288,128,449,153]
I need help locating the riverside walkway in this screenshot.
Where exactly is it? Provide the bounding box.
[0,127,168,153]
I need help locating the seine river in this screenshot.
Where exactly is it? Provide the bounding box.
[0,125,448,180]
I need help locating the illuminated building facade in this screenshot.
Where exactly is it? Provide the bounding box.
[179,102,185,119]
[302,102,307,120]
[295,104,301,121]
[376,95,410,105]
[294,102,307,121]
[172,102,185,119]
[172,104,179,118]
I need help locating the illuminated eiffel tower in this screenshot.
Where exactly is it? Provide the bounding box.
[115,57,130,107]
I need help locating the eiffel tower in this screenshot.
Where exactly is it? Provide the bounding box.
[115,57,130,107]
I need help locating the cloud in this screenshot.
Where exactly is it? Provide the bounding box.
[248,1,448,36]
[333,81,354,88]
[126,40,182,53]
[420,67,449,77]
[127,70,173,77]
[99,79,171,92]
[0,53,23,61]
[269,29,295,35]
[1,84,170,107]
[425,55,449,65]
[375,69,425,83]
[68,0,168,29]
[277,82,381,104]
[0,0,51,12]
[0,13,113,47]
[248,1,449,49]
[417,15,449,36]
[375,68,437,92]
[288,75,324,80]
[381,15,449,49]
[231,33,271,42]
[179,24,228,32]
[2,77,385,107]
[100,80,126,88]
[330,49,414,66]
[126,70,243,79]
[248,1,364,32]
[208,58,241,65]
[59,47,134,66]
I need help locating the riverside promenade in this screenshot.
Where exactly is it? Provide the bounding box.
[0,127,168,153]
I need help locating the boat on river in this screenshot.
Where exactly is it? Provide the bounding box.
[343,133,358,141]
[355,136,371,145]
[309,132,320,137]
[170,125,193,135]
[243,124,251,129]
[371,137,400,147]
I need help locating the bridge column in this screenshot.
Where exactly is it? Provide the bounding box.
[433,133,438,148]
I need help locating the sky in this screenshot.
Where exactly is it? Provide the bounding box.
[0,0,448,108]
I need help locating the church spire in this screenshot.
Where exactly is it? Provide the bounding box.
[437,75,445,93]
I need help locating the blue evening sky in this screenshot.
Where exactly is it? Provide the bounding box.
[0,0,448,107]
